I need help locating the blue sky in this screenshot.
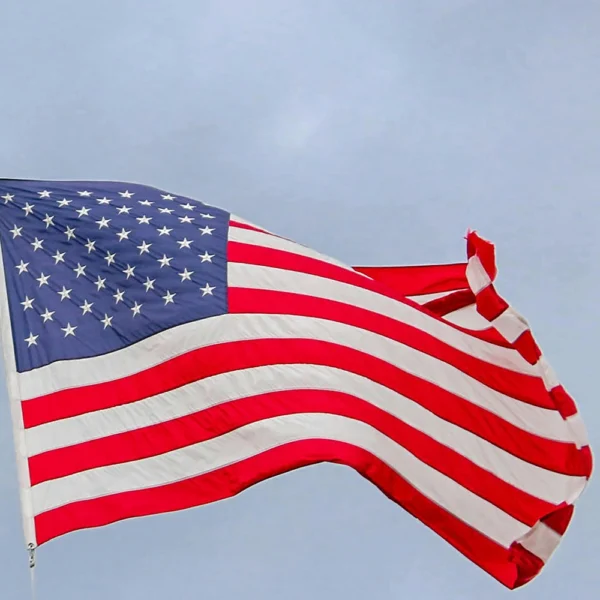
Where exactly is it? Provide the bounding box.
[0,1,598,598]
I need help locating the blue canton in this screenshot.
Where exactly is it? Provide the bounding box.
[0,180,229,372]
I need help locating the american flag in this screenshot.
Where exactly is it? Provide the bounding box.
[0,179,592,589]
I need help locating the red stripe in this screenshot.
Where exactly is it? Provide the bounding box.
[476,285,510,322]
[508,543,544,588]
[550,385,578,419]
[33,438,541,589]
[351,263,468,296]
[541,504,573,535]
[230,288,553,410]
[230,220,290,240]
[467,231,497,280]
[229,220,271,234]
[229,241,514,348]
[422,289,476,317]
[29,388,556,527]
[514,330,542,365]
[24,336,587,477]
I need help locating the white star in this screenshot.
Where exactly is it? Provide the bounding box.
[31,237,44,251]
[143,277,156,292]
[113,288,125,304]
[53,250,66,264]
[36,272,50,287]
[78,191,93,197]
[73,263,86,278]
[57,198,72,208]
[42,213,55,228]
[137,240,152,255]
[101,314,113,329]
[136,215,152,225]
[162,290,176,305]
[38,190,52,198]
[21,296,34,310]
[95,276,106,290]
[96,216,111,229]
[200,283,215,296]
[116,228,131,241]
[85,239,96,253]
[200,213,216,219]
[179,268,193,282]
[123,264,136,279]
[15,260,29,274]
[22,202,35,216]
[41,308,54,323]
[199,226,214,235]
[181,202,194,211]
[9,224,22,239]
[158,208,174,214]
[80,299,94,315]
[25,332,38,347]
[116,205,132,214]
[119,190,134,198]
[104,251,116,266]
[199,251,214,263]
[177,238,192,249]
[65,226,76,240]
[96,197,112,205]
[138,199,153,206]
[158,254,173,268]
[131,301,142,317]
[2,193,14,204]
[178,216,194,224]
[157,226,172,236]
[58,286,72,301]
[61,323,77,337]
[161,194,176,201]
[76,206,91,218]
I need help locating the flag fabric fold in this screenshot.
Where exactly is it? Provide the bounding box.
[0,179,592,589]
[357,233,593,586]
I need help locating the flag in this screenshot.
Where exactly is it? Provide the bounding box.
[0,179,592,589]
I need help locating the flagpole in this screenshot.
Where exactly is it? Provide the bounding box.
[28,543,36,600]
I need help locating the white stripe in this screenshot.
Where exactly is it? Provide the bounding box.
[31,412,531,548]
[22,312,577,447]
[491,307,530,344]
[466,256,492,294]
[229,225,352,271]
[229,263,538,377]
[406,291,457,304]
[565,413,589,450]
[518,521,562,562]
[537,356,560,392]
[443,304,492,330]
[27,364,584,506]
